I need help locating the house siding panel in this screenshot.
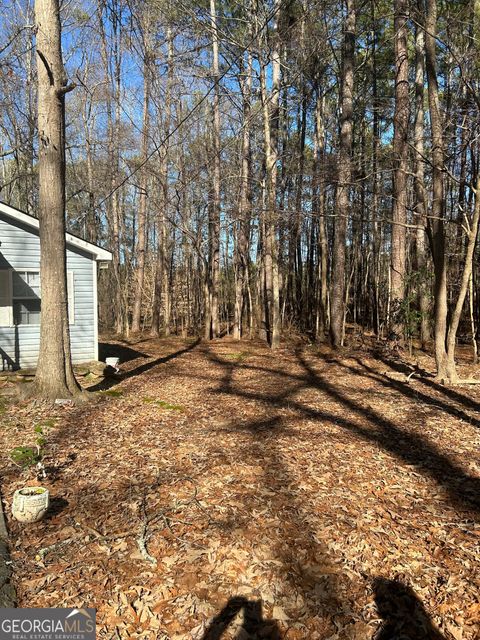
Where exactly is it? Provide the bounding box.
[0,213,97,369]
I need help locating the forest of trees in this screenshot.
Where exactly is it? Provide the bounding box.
[1,0,480,384]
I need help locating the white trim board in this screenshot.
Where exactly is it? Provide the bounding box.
[92,259,99,360]
[0,201,112,262]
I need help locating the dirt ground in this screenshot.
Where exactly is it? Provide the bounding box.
[0,336,479,639]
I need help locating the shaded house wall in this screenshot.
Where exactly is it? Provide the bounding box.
[0,212,98,369]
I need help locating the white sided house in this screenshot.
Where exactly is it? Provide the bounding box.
[0,202,112,370]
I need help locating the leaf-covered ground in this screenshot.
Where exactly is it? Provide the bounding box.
[0,337,479,639]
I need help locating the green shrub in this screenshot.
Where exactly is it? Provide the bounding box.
[142,397,183,411]
[9,420,55,471]
[102,388,123,397]
[9,446,40,468]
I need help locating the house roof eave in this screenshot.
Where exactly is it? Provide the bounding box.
[0,201,112,262]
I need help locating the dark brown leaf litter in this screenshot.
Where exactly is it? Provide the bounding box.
[0,337,479,639]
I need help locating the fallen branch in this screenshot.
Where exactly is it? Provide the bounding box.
[38,527,133,561]
[136,523,157,566]
[171,476,217,525]
[144,505,205,549]
[38,479,213,562]
[136,493,157,565]
[37,536,78,561]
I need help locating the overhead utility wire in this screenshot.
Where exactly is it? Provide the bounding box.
[95,0,291,212]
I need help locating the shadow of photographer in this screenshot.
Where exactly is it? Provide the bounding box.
[373,578,446,640]
[202,596,281,640]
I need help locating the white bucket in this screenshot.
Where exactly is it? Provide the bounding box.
[105,357,120,369]
[12,487,49,523]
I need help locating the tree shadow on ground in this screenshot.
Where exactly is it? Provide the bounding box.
[88,339,200,392]
[98,342,149,364]
[208,346,478,513]
[43,452,77,481]
[30,340,463,635]
[373,578,446,639]
[44,496,69,520]
[314,354,480,512]
[295,350,479,513]
[373,351,480,423]
[203,346,346,636]
[202,596,281,639]
[203,345,454,634]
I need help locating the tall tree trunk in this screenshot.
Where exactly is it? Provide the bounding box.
[256,173,268,342]
[445,173,480,376]
[98,0,125,335]
[313,89,328,341]
[295,86,307,326]
[33,0,80,398]
[24,10,36,215]
[206,0,221,339]
[83,83,97,244]
[370,0,381,335]
[260,10,281,349]
[413,16,429,348]
[390,0,409,337]
[425,0,450,380]
[131,18,151,332]
[151,27,174,337]
[330,0,356,347]
[442,0,480,378]
[233,49,252,340]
